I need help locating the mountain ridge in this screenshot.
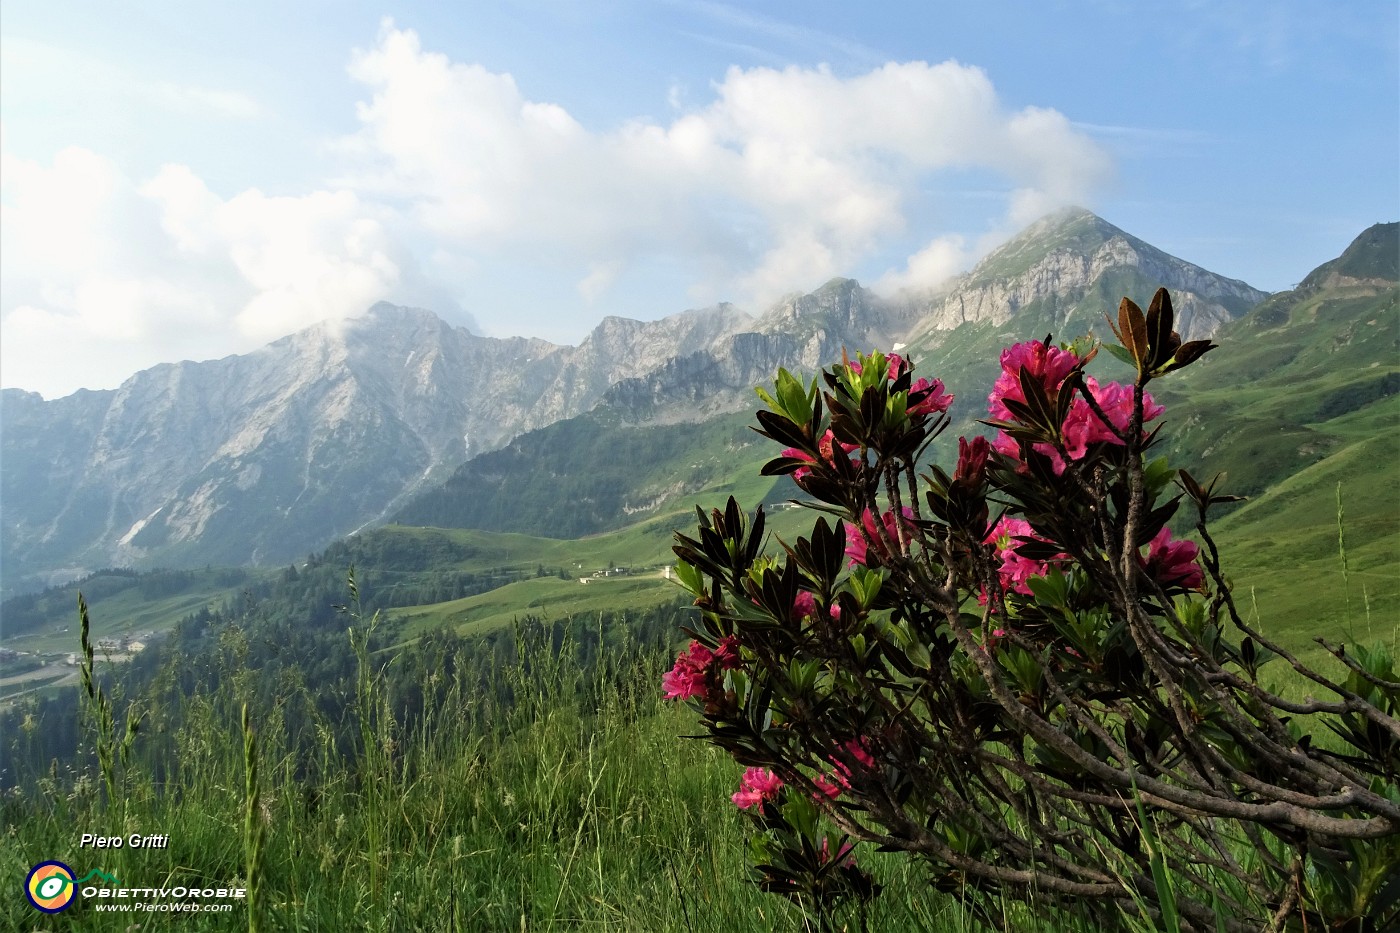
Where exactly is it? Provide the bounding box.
[396,221,1395,542]
[906,208,1268,342]
[0,208,1297,594]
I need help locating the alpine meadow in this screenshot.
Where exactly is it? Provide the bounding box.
[2,5,1397,931]
[3,212,1396,930]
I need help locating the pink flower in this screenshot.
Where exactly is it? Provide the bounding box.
[907,377,954,417]
[819,838,858,868]
[662,638,741,701]
[846,506,916,567]
[780,446,817,482]
[732,767,784,810]
[812,773,842,799]
[817,734,879,790]
[984,516,1066,596]
[988,340,1082,421]
[792,591,841,624]
[1142,527,1203,591]
[713,635,742,671]
[661,642,713,700]
[954,435,992,485]
[779,429,861,484]
[975,627,1009,652]
[886,352,908,382]
[994,373,1165,476]
[818,429,860,467]
[841,738,876,770]
[1060,378,1165,463]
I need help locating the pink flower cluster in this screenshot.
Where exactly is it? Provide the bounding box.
[988,341,1164,475]
[1142,527,1203,591]
[732,767,784,810]
[984,516,1066,598]
[849,352,952,418]
[908,374,954,418]
[662,636,741,701]
[782,429,859,483]
[812,739,877,799]
[954,435,992,485]
[792,591,842,624]
[846,507,916,567]
[988,341,1081,422]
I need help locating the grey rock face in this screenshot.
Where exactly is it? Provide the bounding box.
[910,209,1268,341]
[605,279,923,421]
[0,209,1272,591]
[0,301,755,588]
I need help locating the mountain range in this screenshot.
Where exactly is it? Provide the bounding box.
[0,207,1358,598]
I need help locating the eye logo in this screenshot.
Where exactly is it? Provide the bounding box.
[25,861,76,913]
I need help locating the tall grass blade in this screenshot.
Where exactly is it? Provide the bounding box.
[1130,775,1181,933]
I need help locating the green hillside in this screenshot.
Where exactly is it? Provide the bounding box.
[5,225,1393,680]
[2,226,1395,933]
[1,567,257,654]
[1154,228,1398,508]
[395,408,782,537]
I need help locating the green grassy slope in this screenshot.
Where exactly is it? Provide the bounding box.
[1,568,257,654]
[8,227,1392,667]
[395,408,780,538]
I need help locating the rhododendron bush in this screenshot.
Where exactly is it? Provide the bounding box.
[665,289,1399,931]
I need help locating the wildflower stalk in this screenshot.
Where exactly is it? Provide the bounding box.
[345,567,389,913]
[243,701,266,933]
[77,593,130,822]
[1337,481,1353,627]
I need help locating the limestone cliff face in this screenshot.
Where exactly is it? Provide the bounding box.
[910,209,1268,342]
[521,303,752,431]
[0,302,754,587]
[603,278,922,421]
[1,209,1276,592]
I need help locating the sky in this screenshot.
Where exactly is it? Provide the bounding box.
[1,1,1396,399]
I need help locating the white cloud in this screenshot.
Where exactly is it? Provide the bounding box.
[1,21,1113,396]
[578,261,625,303]
[0,148,402,396]
[338,23,1112,305]
[875,235,971,296]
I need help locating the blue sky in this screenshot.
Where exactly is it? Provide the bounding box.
[2,0,1395,397]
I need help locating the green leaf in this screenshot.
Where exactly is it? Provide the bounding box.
[673,559,704,595]
[1025,569,1068,609]
[905,639,931,670]
[1118,296,1149,375]
[775,368,815,425]
[1102,342,1137,368]
[1130,774,1182,933]
[788,659,821,692]
[1145,288,1183,372]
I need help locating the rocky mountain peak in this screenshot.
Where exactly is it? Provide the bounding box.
[0,210,1314,595]
[906,208,1268,343]
[1298,222,1399,290]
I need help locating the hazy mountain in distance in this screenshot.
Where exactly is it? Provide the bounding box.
[0,208,1278,594]
[904,207,1267,346]
[396,214,1330,541]
[0,301,749,592]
